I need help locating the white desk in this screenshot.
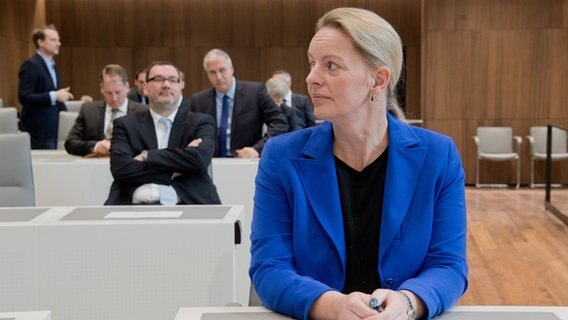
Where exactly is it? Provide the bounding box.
[37,205,243,320]
[0,207,53,312]
[0,311,51,320]
[1,205,244,320]
[175,306,568,320]
[32,152,259,306]
[31,151,112,206]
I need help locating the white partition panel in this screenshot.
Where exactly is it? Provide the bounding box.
[37,205,243,320]
[31,151,113,206]
[210,158,259,306]
[0,208,53,312]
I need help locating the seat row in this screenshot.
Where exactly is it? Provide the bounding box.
[474,126,568,189]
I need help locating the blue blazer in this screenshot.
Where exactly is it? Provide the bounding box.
[250,113,468,320]
[18,53,67,139]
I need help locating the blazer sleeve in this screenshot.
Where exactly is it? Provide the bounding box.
[398,139,468,319]
[249,139,332,320]
[18,59,52,108]
[252,86,289,154]
[145,114,216,177]
[109,118,172,186]
[64,107,97,156]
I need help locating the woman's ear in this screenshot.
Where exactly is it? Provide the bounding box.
[372,66,391,92]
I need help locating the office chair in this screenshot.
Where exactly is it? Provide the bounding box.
[57,111,79,149]
[0,133,34,206]
[64,100,84,113]
[473,126,521,188]
[0,108,18,134]
[526,126,568,188]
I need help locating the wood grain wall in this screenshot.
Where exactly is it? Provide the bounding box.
[0,0,45,109]
[423,0,568,185]
[40,0,421,117]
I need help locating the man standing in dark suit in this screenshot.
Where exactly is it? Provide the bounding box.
[272,69,316,129]
[190,49,288,158]
[18,24,74,149]
[65,64,147,157]
[126,69,148,104]
[105,61,220,205]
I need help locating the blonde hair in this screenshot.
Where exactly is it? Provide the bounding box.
[316,7,405,119]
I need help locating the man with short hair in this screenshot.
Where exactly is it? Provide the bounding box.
[127,69,148,104]
[272,69,316,129]
[18,24,74,149]
[105,61,221,205]
[190,49,288,158]
[65,64,146,157]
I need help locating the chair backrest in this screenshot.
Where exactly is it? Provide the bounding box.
[476,127,514,154]
[58,111,79,149]
[529,126,567,154]
[0,97,4,108]
[65,100,84,113]
[0,108,19,134]
[0,133,34,206]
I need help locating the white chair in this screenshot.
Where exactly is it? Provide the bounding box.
[473,127,521,188]
[526,126,568,188]
[0,133,34,206]
[58,111,79,149]
[64,100,84,113]
[0,108,18,134]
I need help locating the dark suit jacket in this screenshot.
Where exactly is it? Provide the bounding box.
[64,100,147,156]
[291,93,316,129]
[190,80,289,156]
[18,53,67,139]
[105,104,221,205]
[127,87,146,104]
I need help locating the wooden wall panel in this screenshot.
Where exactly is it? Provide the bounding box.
[0,0,44,109]
[39,0,422,113]
[424,0,568,185]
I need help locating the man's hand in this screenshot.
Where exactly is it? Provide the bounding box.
[55,87,74,102]
[235,147,259,158]
[93,140,111,155]
[187,138,202,147]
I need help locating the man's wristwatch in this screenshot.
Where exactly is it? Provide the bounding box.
[140,150,148,162]
[398,291,416,320]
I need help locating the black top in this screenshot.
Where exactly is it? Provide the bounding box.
[335,148,388,294]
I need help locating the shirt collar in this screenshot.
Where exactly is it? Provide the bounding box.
[106,99,128,114]
[37,51,55,67]
[284,90,292,107]
[149,106,178,127]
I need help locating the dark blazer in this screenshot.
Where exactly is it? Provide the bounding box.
[18,53,67,139]
[250,113,468,319]
[64,100,147,156]
[105,104,221,205]
[127,87,147,104]
[291,93,316,129]
[190,80,289,156]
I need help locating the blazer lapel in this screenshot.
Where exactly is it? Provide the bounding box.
[138,111,158,150]
[291,122,346,266]
[230,82,245,138]
[96,102,105,138]
[34,54,56,90]
[168,106,187,148]
[380,114,427,255]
